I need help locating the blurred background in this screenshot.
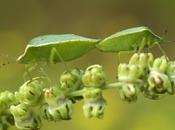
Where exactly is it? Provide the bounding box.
[0,0,175,130]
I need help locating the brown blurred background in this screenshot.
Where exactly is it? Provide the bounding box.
[0,0,175,130]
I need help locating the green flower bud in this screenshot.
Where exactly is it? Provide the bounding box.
[166,61,175,94]
[151,56,168,73]
[60,68,84,91]
[15,79,44,106]
[129,53,154,69]
[119,83,139,102]
[1,114,14,126]
[44,88,73,121]
[83,97,106,119]
[82,87,106,118]
[48,98,72,121]
[0,91,17,114]
[82,64,106,88]
[166,62,175,76]
[40,103,53,121]
[118,64,144,82]
[10,104,41,130]
[143,88,159,100]
[0,122,8,130]
[44,87,64,106]
[0,113,14,130]
[148,70,171,94]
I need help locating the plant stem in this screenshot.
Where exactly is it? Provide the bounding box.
[103,82,122,90]
[67,82,122,98]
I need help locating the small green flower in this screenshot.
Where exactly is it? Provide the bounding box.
[60,68,84,91]
[151,56,169,73]
[44,87,64,106]
[129,53,154,69]
[166,61,175,94]
[10,104,41,130]
[148,56,171,94]
[148,70,171,94]
[83,97,106,119]
[0,113,14,130]
[0,122,8,130]
[118,64,144,82]
[82,64,106,88]
[15,78,44,106]
[143,87,159,100]
[0,91,17,113]
[82,87,106,118]
[118,83,139,102]
[44,88,73,121]
[40,103,53,121]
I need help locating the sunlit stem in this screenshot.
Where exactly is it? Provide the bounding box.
[67,89,85,98]
[103,82,122,89]
[67,82,122,98]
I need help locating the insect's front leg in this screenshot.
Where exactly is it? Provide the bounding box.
[49,48,58,64]
[137,37,146,53]
[49,48,68,70]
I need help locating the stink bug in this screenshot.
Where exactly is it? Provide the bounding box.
[17,34,99,64]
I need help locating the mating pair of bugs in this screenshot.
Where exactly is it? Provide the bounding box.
[17,26,165,64]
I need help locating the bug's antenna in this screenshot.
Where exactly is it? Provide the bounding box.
[163,40,175,43]
[161,29,175,43]
[156,29,174,61]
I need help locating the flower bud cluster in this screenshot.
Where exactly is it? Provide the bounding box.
[0,53,175,130]
[117,53,175,101]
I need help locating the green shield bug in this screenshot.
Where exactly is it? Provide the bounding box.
[17,34,99,64]
[96,26,163,53]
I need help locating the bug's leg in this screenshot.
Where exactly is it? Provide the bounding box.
[137,37,146,54]
[23,64,33,81]
[155,42,169,61]
[117,52,121,63]
[50,48,69,70]
[49,48,57,64]
[36,63,51,84]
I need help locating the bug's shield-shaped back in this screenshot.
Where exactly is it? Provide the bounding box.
[96,26,162,53]
[17,34,99,64]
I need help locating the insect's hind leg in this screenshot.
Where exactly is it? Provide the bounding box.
[23,64,34,82]
[49,48,69,70]
[155,42,169,61]
[136,37,147,54]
